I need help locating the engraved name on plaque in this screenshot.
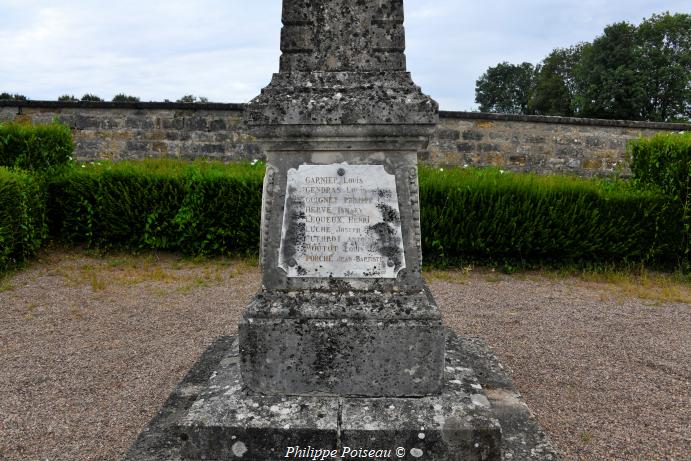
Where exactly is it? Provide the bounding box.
[278,164,405,278]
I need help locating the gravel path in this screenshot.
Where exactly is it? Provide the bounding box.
[431,271,690,461]
[0,250,688,460]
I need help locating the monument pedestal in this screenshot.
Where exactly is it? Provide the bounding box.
[125,1,561,459]
[239,128,447,399]
[125,331,560,461]
[180,334,501,461]
[239,290,444,397]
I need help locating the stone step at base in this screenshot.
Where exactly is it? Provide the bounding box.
[179,344,499,460]
[124,332,561,461]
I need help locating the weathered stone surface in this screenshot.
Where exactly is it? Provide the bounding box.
[258,149,425,293]
[244,71,438,126]
[124,332,561,460]
[1,101,685,176]
[180,347,339,460]
[182,332,498,460]
[278,0,405,73]
[239,143,444,397]
[340,380,501,460]
[239,289,444,397]
[243,288,440,320]
[244,0,437,127]
[425,114,686,176]
[244,278,441,395]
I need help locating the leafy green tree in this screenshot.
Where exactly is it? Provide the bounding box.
[176,95,209,103]
[475,62,536,114]
[635,12,691,122]
[112,94,140,102]
[529,45,584,116]
[58,94,78,102]
[81,94,103,102]
[480,12,689,121]
[0,93,27,101]
[574,21,646,120]
[574,13,690,121]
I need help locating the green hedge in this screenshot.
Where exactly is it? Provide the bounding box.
[628,132,690,268]
[45,159,686,270]
[629,132,690,200]
[0,121,74,171]
[419,167,684,269]
[47,160,264,255]
[0,168,47,272]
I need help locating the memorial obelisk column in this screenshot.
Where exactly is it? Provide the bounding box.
[240,0,444,397]
[172,2,504,459]
[123,2,559,459]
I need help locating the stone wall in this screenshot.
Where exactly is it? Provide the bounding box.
[1,101,687,176]
[427,112,687,176]
[0,101,260,162]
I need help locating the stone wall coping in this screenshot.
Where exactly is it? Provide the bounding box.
[0,100,247,112]
[439,110,689,131]
[2,100,688,131]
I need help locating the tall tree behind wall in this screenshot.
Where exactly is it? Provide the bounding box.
[529,45,584,117]
[635,13,690,122]
[475,12,690,122]
[475,62,536,114]
[574,22,644,120]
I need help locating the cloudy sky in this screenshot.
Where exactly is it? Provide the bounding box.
[1,0,687,111]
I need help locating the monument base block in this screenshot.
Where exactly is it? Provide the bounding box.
[180,337,499,461]
[124,332,561,461]
[239,290,445,397]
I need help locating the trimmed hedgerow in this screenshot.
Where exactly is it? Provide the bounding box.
[629,132,690,201]
[628,132,690,269]
[418,167,684,269]
[45,159,685,269]
[0,168,47,272]
[47,159,264,256]
[0,121,74,171]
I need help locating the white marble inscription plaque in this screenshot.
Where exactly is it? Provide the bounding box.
[278,164,405,278]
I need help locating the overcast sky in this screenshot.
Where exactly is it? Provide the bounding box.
[1,0,687,111]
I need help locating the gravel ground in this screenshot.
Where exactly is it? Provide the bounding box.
[0,250,688,460]
[430,270,690,461]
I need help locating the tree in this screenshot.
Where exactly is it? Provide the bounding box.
[176,95,209,103]
[112,94,140,102]
[58,94,78,102]
[574,13,690,121]
[81,94,103,102]
[475,62,536,114]
[478,12,690,122]
[635,12,691,122]
[0,93,27,101]
[529,45,584,116]
[574,21,646,120]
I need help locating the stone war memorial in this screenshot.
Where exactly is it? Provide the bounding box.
[126,1,560,460]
